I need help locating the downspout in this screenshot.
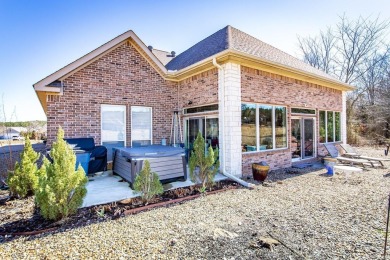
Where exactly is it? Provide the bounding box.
[212,58,254,189]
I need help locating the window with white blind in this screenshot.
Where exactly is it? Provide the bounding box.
[131,106,152,146]
[101,104,126,161]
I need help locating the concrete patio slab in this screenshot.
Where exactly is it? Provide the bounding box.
[82,171,228,208]
[82,171,138,208]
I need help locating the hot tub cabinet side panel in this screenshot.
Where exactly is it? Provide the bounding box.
[113,151,134,183]
[113,148,187,185]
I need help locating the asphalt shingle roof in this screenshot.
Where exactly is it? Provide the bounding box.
[165,25,340,83]
[165,27,229,71]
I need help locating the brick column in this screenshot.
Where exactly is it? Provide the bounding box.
[218,62,242,177]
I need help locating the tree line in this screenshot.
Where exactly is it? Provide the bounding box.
[0,121,46,128]
[298,14,390,144]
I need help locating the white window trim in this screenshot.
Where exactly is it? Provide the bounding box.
[242,103,288,154]
[101,104,126,146]
[131,106,153,145]
[320,110,342,143]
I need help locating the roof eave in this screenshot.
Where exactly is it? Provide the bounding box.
[171,49,354,91]
[166,49,231,81]
[227,49,354,91]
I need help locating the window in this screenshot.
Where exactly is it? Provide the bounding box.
[241,103,287,152]
[259,105,273,150]
[184,104,218,114]
[319,111,326,143]
[275,107,287,148]
[241,104,256,151]
[327,112,334,142]
[335,112,341,141]
[101,105,126,161]
[319,110,341,143]
[291,108,316,115]
[131,106,152,146]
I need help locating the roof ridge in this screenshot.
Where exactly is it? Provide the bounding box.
[152,48,171,53]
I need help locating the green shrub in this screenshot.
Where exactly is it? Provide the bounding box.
[35,127,87,220]
[7,137,40,198]
[133,160,163,203]
[189,131,219,190]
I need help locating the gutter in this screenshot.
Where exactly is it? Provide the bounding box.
[212,58,255,189]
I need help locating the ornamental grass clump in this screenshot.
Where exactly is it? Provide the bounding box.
[133,160,163,203]
[189,131,219,190]
[35,127,87,220]
[7,137,40,198]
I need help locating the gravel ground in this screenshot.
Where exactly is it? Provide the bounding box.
[0,146,389,259]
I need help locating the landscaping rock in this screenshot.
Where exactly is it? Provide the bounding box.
[258,236,280,248]
[213,228,239,240]
[0,146,388,259]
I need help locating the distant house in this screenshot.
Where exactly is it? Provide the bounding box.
[33,25,354,176]
[0,127,27,139]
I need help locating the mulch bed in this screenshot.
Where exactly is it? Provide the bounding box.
[0,180,239,242]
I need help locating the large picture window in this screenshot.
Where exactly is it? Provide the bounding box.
[101,104,126,161]
[319,110,341,143]
[131,106,152,146]
[242,103,287,152]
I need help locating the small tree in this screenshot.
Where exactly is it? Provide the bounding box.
[7,137,40,198]
[133,160,163,203]
[189,131,219,190]
[35,127,87,220]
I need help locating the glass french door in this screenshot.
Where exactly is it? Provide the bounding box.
[291,117,315,161]
[185,116,219,157]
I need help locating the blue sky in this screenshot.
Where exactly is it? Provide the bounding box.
[0,0,389,121]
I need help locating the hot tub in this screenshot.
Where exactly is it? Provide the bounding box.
[113,145,187,186]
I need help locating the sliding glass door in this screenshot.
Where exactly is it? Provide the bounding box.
[185,116,219,157]
[291,117,315,161]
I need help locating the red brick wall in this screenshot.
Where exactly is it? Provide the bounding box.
[242,149,291,177]
[241,67,342,109]
[178,68,218,110]
[241,66,343,174]
[46,42,178,146]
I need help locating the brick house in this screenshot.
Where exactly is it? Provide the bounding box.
[33,26,354,177]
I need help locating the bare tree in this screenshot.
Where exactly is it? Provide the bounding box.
[362,62,390,142]
[336,15,389,84]
[0,94,18,187]
[297,15,390,144]
[298,28,337,74]
[359,49,390,105]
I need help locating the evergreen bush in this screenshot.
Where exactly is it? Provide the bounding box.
[189,131,219,190]
[133,160,163,203]
[7,137,40,198]
[35,127,87,220]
